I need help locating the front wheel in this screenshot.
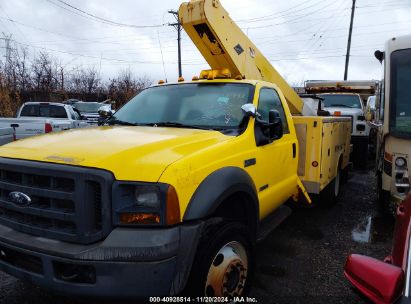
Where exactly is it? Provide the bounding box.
[185,221,254,297]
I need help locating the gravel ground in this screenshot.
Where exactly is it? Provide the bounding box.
[251,167,394,304]
[0,167,394,304]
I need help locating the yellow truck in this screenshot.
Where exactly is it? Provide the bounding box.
[0,0,351,298]
[305,80,378,168]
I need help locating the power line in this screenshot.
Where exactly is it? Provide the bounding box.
[47,0,165,28]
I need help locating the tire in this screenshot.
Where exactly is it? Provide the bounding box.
[354,141,369,169]
[185,220,254,297]
[320,169,341,206]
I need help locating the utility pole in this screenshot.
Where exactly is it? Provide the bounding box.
[1,33,13,85]
[168,10,182,78]
[344,0,356,80]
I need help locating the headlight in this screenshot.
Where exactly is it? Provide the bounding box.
[113,183,180,226]
[135,186,161,208]
[395,157,407,167]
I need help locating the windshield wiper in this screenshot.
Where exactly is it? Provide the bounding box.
[107,118,138,126]
[147,121,211,130]
[327,104,354,108]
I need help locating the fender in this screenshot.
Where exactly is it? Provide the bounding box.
[183,167,259,222]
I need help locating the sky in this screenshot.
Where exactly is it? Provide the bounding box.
[0,0,410,86]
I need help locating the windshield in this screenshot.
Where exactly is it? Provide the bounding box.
[73,102,103,113]
[109,83,253,130]
[390,48,411,138]
[321,94,362,109]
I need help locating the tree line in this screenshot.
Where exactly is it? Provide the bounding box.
[0,41,152,117]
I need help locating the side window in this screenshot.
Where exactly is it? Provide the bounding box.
[257,88,289,134]
[49,106,68,119]
[20,105,39,117]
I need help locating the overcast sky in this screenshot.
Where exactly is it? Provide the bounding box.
[1,0,410,86]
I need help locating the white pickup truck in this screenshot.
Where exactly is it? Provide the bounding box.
[0,127,14,145]
[305,80,379,168]
[0,102,89,139]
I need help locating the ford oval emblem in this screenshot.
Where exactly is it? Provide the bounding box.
[8,192,32,207]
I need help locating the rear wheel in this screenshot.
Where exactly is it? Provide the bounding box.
[185,221,254,297]
[320,169,341,206]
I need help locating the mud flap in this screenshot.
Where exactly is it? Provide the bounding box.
[292,178,312,205]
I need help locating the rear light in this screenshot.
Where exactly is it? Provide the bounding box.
[45,123,53,133]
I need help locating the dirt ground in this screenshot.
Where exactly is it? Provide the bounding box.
[251,167,394,303]
[0,167,394,304]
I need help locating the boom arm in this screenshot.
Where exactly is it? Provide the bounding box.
[179,0,306,115]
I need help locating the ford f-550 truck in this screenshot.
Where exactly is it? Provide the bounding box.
[0,0,351,298]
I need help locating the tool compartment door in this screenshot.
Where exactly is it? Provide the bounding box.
[320,122,334,190]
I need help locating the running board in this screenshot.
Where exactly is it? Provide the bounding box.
[257,205,292,242]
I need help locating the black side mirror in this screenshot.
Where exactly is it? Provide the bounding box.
[374,50,384,63]
[268,110,283,140]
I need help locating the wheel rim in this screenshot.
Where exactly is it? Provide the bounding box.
[205,241,248,297]
[334,170,340,197]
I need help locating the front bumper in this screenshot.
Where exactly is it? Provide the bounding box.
[351,135,369,145]
[0,222,203,298]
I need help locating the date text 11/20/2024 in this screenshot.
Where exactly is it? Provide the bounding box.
[149,297,258,302]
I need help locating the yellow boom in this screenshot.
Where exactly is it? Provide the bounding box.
[179,0,305,115]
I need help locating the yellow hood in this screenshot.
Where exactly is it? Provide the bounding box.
[0,126,231,182]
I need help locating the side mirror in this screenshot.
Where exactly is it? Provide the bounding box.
[374,50,384,63]
[365,112,372,122]
[241,104,259,118]
[344,254,404,304]
[98,108,112,120]
[268,110,283,140]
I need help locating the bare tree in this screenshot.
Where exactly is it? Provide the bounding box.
[31,51,60,92]
[67,66,100,95]
[108,68,152,106]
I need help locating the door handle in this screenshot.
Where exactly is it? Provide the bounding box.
[292,143,296,158]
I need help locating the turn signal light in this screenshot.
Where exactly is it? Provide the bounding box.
[384,152,393,162]
[120,213,160,225]
[334,111,341,116]
[166,185,180,225]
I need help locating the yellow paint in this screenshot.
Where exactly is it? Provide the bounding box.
[0,0,353,223]
[179,0,305,115]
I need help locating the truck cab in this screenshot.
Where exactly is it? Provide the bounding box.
[375,35,411,214]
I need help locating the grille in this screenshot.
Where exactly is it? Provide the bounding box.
[0,158,113,244]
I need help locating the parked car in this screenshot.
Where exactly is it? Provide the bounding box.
[63,98,82,106]
[73,101,113,125]
[344,193,411,304]
[0,102,89,139]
